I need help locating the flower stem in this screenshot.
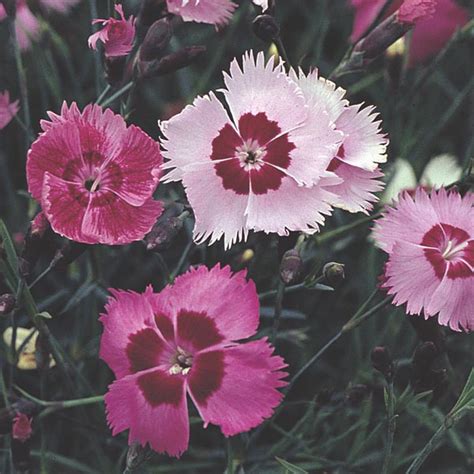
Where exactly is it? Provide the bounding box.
[381,381,397,474]
[405,425,446,474]
[100,81,134,108]
[271,279,286,344]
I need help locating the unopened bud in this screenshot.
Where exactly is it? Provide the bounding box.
[371,346,393,380]
[279,249,302,285]
[105,56,127,87]
[412,341,438,373]
[126,442,151,470]
[323,262,345,286]
[145,215,184,251]
[409,315,445,352]
[0,0,16,18]
[138,45,206,79]
[12,413,32,443]
[0,293,16,315]
[139,17,172,62]
[252,14,280,42]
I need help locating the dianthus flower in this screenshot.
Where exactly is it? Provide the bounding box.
[160,51,344,248]
[0,0,41,51]
[100,265,288,457]
[88,4,135,58]
[350,0,468,65]
[0,91,20,130]
[26,102,163,245]
[293,69,387,214]
[373,188,474,331]
[166,0,237,26]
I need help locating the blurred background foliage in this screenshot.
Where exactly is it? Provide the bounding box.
[0,0,473,472]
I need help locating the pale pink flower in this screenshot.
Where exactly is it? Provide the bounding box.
[160,51,343,248]
[0,0,41,51]
[88,4,135,58]
[373,188,474,332]
[166,0,237,26]
[39,0,81,13]
[253,0,269,11]
[26,102,163,245]
[0,90,20,130]
[350,0,468,66]
[12,413,32,442]
[100,265,288,457]
[294,69,388,214]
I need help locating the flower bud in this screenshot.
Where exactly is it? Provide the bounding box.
[21,212,53,273]
[137,45,206,79]
[279,249,302,285]
[126,442,151,470]
[371,346,393,380]
[252,14,280,43]
[0,293,15,315]
[30,212,50,239]
[12,413,32,443]
[105,56,127,87]
[323,262,345,286]
[144,215,184,251]
[412,341,438,373]
[139,17,172,62]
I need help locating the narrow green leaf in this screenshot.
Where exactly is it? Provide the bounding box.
[275,457,309,474]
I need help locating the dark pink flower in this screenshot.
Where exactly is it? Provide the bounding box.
[373,188,474,332]
[88,4,135,58]
[0,0,41,51]
[166,0,237,26]
[0,90,20,130]
[100,265,288,457]
[12,413,32,442]
[350,0,468,65]
[26,102,163,245]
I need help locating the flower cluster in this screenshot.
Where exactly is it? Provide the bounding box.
[373,188,474,331]
[161,51,387,248]
[26,102,163,245]
[100,265,288,457]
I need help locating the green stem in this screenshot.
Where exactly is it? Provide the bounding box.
[15,385,104,408]
[405,425,446,474]
[381,381,397,474]
[88,0,103,96]
[271,280,286,344]
[258,276,329,301]
[315,212,382,245]
[100,81,134,108]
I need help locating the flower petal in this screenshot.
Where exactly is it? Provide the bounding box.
[188,339,287,436]
[166,0,237,25]
[105,369,189,457]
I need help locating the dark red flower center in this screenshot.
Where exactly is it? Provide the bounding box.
[421,223,473,280]
[211,112,295,195]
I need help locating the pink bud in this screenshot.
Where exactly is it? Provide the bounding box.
[12,413,32,442]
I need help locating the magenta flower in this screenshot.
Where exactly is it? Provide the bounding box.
[0,0,41,51]
[161,51,344,248]
[88,4,135,58]
[166,0,237,26]
[26,102,163,245]
[100,265,288,457]
[373,188,474,332]
[350,0,468,66]
[0,91,20,130]
[294,69,388,214]
[12,413,32,442]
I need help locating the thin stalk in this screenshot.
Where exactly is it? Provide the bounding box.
[271,280,285,344]
[100,81,134,108]
[88,0,103,96]
[315,212,382,245]
[381,381,397,474]
[405,425,446,474]
[226,438,234,474]
[15,385,104,408]
[170,240,194,281]
[96,84,112,105]
[28,260,57,290]
[258,276,328,301]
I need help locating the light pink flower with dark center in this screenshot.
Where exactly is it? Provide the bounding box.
[100,265,288,457]
[294,69,388,214]
[161,51,344,248]
[350,0,468,66]
[0,0,41,51]
[166,0,237,26]
[0,91,20,130]
[88,4,135,58]
[373,188,474,332]
[26,102,163,245]
[12,413,32,442]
